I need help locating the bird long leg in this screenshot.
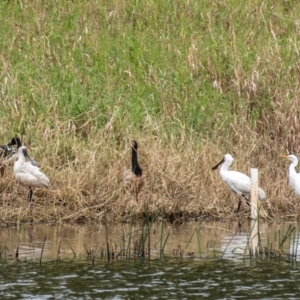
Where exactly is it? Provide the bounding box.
[28,187,33,202]
[235,195,250,213]
[235,199,242,213]
[244,198,251,208]
[0,166,5,177]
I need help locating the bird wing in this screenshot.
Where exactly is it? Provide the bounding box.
[22,162,41,172]
[224,171,251,196]
[15,172,41,187]
[123,169,133,187]
[224,171,266,200]
[123,169,144,193]
[293,173,300,197]
[258,188,266,200]
[19,163,50,187]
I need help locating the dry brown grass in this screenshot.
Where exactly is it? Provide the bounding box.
[1,98,300,225]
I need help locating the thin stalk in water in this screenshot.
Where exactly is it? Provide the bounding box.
[185,228,197,251]
[65,239,76,257]
[159,220,164,259]
[104,213,110,260]
[196,228,201,258]
[161,232,169,255]
[40,235,47,265]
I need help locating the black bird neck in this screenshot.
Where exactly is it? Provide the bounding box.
[132,147,142,176]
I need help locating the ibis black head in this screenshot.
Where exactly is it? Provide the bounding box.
[8,137,22,149]
[131,140,138,151]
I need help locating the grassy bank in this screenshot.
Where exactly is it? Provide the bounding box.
[0,0,299,223]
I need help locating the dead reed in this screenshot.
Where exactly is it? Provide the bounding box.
[0,218,299,264]
[0,121,300,224]
[1,0,300,224]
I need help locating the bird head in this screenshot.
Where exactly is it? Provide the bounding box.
[224,154,234,163]
[8,137,22,149]
[280,154,298,164]
[212,153,234,170]
[131,140,138,151]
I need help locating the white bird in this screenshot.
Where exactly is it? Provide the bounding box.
[212,154,266,212]
[280,155,300,196]
[13,146,50,202]
[123,140,144,202]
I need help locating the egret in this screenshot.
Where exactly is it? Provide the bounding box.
[13,146,50,202]
[280,155,300,196]
[123,140,144,202]
[212,154,266,212]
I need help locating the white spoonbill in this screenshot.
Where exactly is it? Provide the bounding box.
[123,140,144,202]
[280,155,300,196]
[13,146,50,202]
[212,154,266,212]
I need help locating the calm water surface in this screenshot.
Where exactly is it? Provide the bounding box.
[0,221,299,299]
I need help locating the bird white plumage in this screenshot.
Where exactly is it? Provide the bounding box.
[212,154,266,212]
[14,146,50,201]
[280,154,300,196]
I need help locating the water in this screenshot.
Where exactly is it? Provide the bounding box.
[0,221,300,299]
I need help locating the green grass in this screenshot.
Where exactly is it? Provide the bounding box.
[0,0,273,134]
[0,0,300,222]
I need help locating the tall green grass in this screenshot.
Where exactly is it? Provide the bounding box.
[1,0,300,222]
[3,0,296,137]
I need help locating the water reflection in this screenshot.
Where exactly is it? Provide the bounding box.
[0,221,299,298]
[221,230,249,257]
[0,221,294,261]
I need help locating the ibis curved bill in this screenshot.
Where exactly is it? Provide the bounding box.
[13,146,50,202]
[280,154,300,196]
[212,154,266,212]
[123,140,144,202]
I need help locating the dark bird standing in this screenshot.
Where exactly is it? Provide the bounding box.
[0,137,22,177]
[123,140,144,202]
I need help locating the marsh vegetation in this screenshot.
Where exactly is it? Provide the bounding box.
[0,0,299,223]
